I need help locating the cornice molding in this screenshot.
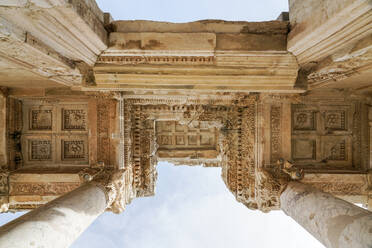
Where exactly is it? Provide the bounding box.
[288,0,372,65]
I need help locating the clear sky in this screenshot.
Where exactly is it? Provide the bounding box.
[0,1,325,247]
[95,0,288,22]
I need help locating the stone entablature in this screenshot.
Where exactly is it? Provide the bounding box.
[90,20,300,93]
[0,90,370,212]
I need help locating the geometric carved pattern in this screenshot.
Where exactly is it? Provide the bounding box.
[30,110,52,130]
[323,139,347,161]
[291,103,359,170]
[62,140,85,160]
[62,109,86,130]
[324,110,346,131]
[156,121,216,150]
[97,56,215,65]
[30,140,52,160]
[293,110,316,131]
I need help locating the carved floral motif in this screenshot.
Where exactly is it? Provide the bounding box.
[62,109,86,130]
[270,106,281,163]
[62,140,85,160]
[10,182,80,195]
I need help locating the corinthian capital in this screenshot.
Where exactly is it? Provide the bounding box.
[79,168,132,214]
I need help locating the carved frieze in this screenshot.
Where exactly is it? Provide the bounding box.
[0,172,8,195]
[270,106,282,163]
[97,56,215,65]
[10,182,80,196]
[97,100,111,165]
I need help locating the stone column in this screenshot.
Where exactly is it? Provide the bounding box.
[0,169,128,248]
[281,181,372,248]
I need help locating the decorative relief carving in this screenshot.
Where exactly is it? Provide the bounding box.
[97,101,111,165]
[62,140,85,160]
[0,171,8,195]
[293,109,316,131]
[86,169,134,214]
[156,121,216,150]
[123,95,313,213]
[324,110,346,131]
[10,182,80,196]
[270,106,281,163]
[97,56,215,65]
[62,109,86,130]
[29,140,52,161]
[30,110,52,130]
[323,139,347,161]
[307,182,363,195]
[290,102,362,170]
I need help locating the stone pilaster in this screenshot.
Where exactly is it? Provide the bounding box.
[281,181,372,248]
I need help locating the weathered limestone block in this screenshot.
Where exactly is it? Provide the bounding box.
[109,32,216,51]
[288,0,372,89]
[281,181,372,248]
[8,173,81,209]
[288,0,372,64]
[0,16,82,86]
[0,91,6,167]
[0,0,108,65]
[93,20,299,93]
[301,173,371,205]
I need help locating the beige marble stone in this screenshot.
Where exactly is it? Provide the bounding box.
[0,0,371,246]
[0,92,6,167]
[281,181,372,248]
[0,183,107,248]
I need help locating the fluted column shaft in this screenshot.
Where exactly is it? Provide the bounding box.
[0,182,108,248]
[281,181,372,248]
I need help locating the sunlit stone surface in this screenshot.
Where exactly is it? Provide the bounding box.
[0,0,371,247]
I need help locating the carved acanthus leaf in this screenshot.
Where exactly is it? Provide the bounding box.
[82,168,133,214]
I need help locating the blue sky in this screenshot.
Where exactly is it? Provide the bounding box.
[95,0,288,22]
[69,163,324,248]
[0,1,325,247]
[0,164,324,248]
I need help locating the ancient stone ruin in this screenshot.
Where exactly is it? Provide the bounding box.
[0,0,371,247]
